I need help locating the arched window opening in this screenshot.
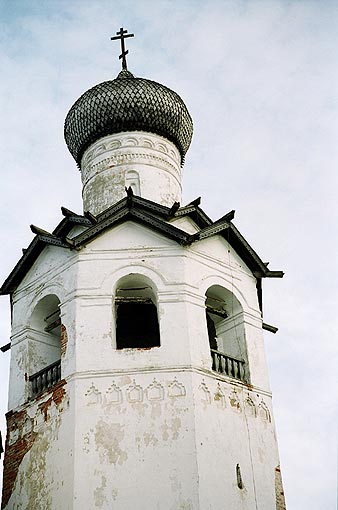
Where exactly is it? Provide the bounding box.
[28,295,61,396]
[205,286,247,382]
[115,275,160,349]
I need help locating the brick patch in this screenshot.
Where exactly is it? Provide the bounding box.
[60,324,68,357]
[1,410,36,509]
[275,464,287,510]
[1,380,67,509]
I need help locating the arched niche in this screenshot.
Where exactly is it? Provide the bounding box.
[125,169,140,195]
[28,294,61,394]
[205,285,248,382]
[114,274,160,349]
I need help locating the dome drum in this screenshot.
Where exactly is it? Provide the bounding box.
[81,131,183,214]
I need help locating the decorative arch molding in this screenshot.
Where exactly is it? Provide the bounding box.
[113,272,159,301]
[101,263,168,296]
[18,282,66,329]
[197,274,250,314]
[28,294,61,330]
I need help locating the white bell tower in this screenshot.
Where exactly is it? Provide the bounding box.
[1,29,286,510]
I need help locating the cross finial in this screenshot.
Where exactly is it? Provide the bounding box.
[111,27,134,70]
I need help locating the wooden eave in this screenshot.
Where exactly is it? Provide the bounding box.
[0,234,71,295]
[223,223,269,275]
[71,206,193,248]
[0,194,283,296]
[182,209,282,278]
[96,196,171,223]
[174,204,212,229]
[52,213,91,238]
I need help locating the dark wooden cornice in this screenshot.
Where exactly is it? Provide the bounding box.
[53,207,91,238]
[71,202,193,249]
[0,195,283,295]
[0,234,71,295]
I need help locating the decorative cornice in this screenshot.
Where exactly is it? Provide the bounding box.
[82,150,181,185]
[81,132,181,183]
[82,132,180,165]
[64,366,273,398]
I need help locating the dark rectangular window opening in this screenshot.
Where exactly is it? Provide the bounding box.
[116,299,160,349]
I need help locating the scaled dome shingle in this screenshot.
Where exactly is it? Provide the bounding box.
[64,70,193,165]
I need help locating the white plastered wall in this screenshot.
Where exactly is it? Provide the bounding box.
[4,220,280,509]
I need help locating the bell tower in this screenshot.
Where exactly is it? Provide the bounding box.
[1,29,286,510]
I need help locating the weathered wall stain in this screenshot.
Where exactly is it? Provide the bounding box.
[94,473,108,508]
[161,417,181,442]
[25,434,51,510]
[143,431,159,447]
[94,420,128,465]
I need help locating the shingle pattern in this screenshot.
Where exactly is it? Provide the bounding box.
[64,70,193,165]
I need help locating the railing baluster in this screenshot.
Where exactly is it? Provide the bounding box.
[237,360,241,379]
[224,356,229,377]
[216,353,220,372]
[29,359,61,397]
[211,350,216,371]
[32,377,37,395]
[220,354,225,374]
[51,366,55,385]
[217,353,221,373]
[42,371,46,391]
[234,360,238,379]
[210,349,245,382]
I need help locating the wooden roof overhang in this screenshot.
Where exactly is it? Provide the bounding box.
[0,194,283,296]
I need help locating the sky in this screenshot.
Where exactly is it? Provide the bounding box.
[0,0,337,508]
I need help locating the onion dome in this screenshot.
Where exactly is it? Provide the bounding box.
[64,69,193,166]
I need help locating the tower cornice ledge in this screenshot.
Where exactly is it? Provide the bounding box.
[63,366,273,398]
[81,131,181,170]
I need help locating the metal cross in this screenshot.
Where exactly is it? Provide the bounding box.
[111,27,134,70]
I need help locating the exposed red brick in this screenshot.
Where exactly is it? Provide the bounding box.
[275,464,287,510]
[1,410,36,509]
[243,382,254,391]
[60,324,68,357]
[52,380,66,406]
[38,380,67,421]
[1,380,67,509]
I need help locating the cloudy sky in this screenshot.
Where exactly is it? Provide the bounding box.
[0,1,337,508]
